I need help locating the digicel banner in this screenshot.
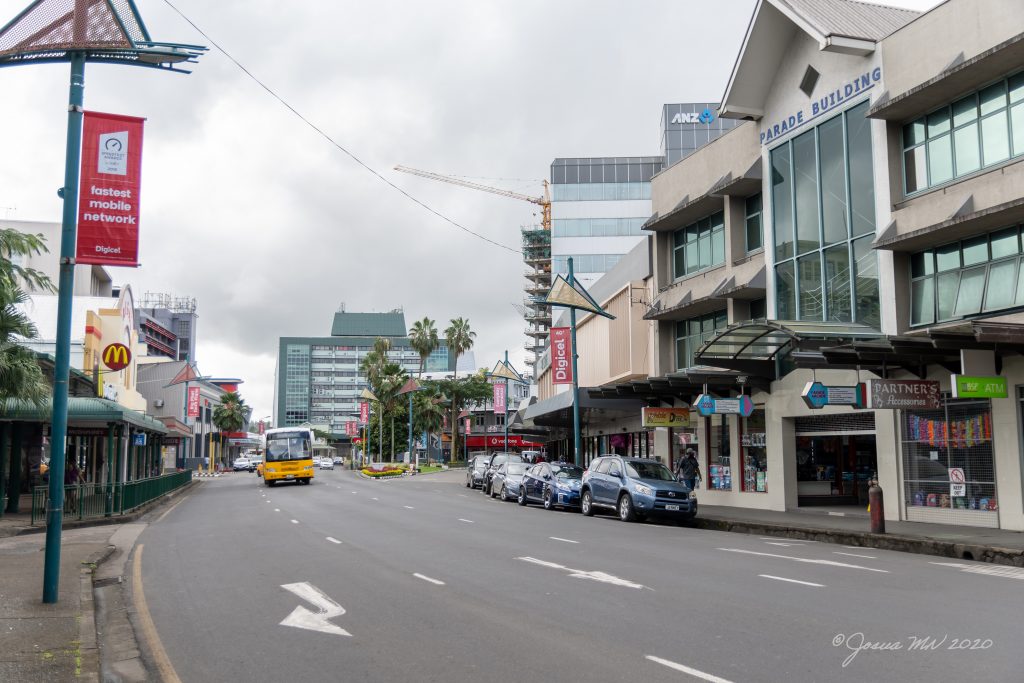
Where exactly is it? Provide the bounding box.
[77,111,145,267]
[550,327,573,385]
[186,387,201,418]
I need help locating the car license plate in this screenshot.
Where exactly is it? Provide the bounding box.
[286,475,294,479]
[665,504,680,511]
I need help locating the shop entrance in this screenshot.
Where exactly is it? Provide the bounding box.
[794,413,877,507]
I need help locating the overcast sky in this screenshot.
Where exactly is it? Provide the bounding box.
[0,0,937,421]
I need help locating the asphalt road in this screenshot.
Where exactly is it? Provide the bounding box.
[139,468,1024,683]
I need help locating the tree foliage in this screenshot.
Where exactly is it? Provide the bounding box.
[0,228,55,293]
[212,391,248,433]
[443,317,476,457]
[408,317,438,377]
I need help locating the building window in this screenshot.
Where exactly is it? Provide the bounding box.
[552,254,623,274]
[551,182,652,202]
[674,310,727,370]
[771,100,878,327]
[910,225,1024,325]
[552,217,648,237]
[745,194,763,253]
[903,72,1024,194]
[672,211,725,279]
[748,298,767,320]
[706,414,732,491]
[741,409,767,492]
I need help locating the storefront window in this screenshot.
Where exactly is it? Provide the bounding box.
[741,409,767,492]
[706,414,732,491]
[902,396,997,526]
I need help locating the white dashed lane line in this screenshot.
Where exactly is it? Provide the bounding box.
[274,508,280,512]
[413,573,445,586]
[326,537,343,544]
[291,519,299,524]
[403,505,415,510]
[834,551,877,559]
[758,574,824,587]
[549,537,579,544]
[717,548,889,573]
[645,655,735,683]
[458,518,474,524]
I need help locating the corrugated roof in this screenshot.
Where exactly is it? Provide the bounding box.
[330,311,407,337]
[0,397,168,433]
[779,0,920,41]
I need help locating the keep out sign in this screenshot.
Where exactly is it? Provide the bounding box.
[76,111,145,267]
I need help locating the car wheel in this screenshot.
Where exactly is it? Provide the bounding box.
[490,484,498,499]
[543,489,555,510]
[501,485,510,501]
[517,487,528,506]
[581,490,594,516]
[618,493,637,522]
[465,478,471,488]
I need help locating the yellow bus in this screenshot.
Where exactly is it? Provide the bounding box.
[262,427,315,486]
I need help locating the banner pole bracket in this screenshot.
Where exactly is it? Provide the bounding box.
[68,105,83,113]
[60,257,76,265]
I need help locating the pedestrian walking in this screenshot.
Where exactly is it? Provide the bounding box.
[676,448,701,490]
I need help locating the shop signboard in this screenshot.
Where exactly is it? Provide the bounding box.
[641,407,690,427]
[102,342,132,371]
[76,111,145,267]
[550,327,573,385]
[694,393,754,417]
[132,432,146,447]
[949,467,966,498]
[464,435,544,449]
[951,375,1007,399]
[801,381,864,409]
[864,379,941,410]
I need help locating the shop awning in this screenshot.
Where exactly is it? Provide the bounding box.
[643,190,724,234]
[587,365,770,402]
[706,159,762,197]
[521,390,644,429]
[0,397,169,433]
[867,33,1024,121]
[874,195,1024,253]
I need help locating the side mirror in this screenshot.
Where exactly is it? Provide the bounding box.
[543,474,551,480]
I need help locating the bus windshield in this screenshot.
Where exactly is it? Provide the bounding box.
[266,432,312,462]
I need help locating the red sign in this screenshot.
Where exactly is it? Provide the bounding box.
[550,327,573,385]
[465,418,471,434]
[101,342,131,371]
[186,386,201,418]
[360,402,369,424]
[258,421,266,435]
[465,435,544,448]
[493,383,506,414]
[76,111,145,267]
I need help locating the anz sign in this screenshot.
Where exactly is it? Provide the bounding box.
[670,108,715,125]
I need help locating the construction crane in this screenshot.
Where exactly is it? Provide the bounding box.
[394,165,551,231]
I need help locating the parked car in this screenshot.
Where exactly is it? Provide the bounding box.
[482,452,523,496]
[232,456,255,472]
[466,454,491,489]
[580,455,696,522]
[518,461,584,509]
[319,457,335,470]
[521,450,545,464]
[333,455,344,465]
[491,462,529,501]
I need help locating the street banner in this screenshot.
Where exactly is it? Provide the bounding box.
[493,382,506,414]
[465,418,472,434]
[76,111,145,266]
[865,379,941,409]
[360,402,370,424]
[258,421,265,435]
[641,407,690,427]
[550,327,573,385]
[951,375,1007,399]
[186,386,201,418]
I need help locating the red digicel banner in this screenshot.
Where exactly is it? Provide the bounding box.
[493,383,506,414]
[550,327,573,385]
[465,418,472,434]
[360,402,369,424]
[76,111,145,267]
[465,435,544,449]
[186,386,201,418]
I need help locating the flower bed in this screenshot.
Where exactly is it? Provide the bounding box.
[361,467,405,478]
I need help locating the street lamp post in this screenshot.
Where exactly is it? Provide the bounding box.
[567,260,582,466]
[0,0,205,603]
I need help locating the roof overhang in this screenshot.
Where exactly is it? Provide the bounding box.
[646,266,766,321]
[874,194,1024,252]
[867,32,1024,121]
[521,390,643,429]
[643,191,723,233]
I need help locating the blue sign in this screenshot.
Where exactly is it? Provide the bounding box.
[694,394,754,417]
[801,382,864,410]
[133,432,147,447]
[698,107,715,125]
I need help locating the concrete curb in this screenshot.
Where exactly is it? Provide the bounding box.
[78,545,116,683]
[694,516,1024,567]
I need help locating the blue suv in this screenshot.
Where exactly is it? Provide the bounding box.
[580,456,697,523]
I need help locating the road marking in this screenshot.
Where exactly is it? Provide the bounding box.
[760,537,817,543]
[279,582,351,636]
[834,551,877,559]
[132,545,183,682]
[458,518,475,523]
[828,511,846,516]
[764,541,806,547]
[717,548,889,573]
[404,505,415,509]
[645,655,735,683]
[372,497,379,501]
[758,574,824,587]
[549,537,580,544]
[351,491,358,494]
[274,508,280,512]
[413,573,445,585]
[154,491,192,524]
[326,537,342,545]
[929,562,1024,580]
[517,556,647,590]
[458,494,467,497]
[291,519,299,524]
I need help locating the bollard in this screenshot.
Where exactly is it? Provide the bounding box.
[868,481,885,534]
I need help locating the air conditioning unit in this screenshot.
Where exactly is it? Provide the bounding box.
[154,399,164,408]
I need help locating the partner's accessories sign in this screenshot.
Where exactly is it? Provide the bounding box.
[550,327,573,385]
[77,111,145,267]
[641,407,690,427]
[186,386,201,418]
[864,379,941,410]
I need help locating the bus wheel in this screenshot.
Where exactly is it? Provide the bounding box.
[301,478,311,485]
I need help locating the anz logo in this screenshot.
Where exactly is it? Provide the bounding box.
[670,108,716,125]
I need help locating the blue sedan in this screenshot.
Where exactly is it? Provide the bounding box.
[518,462,584,510]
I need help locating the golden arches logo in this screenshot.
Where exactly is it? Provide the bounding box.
[102,343,131,371]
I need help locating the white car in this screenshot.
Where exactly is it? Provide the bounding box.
[232,457,254,472]
[318,458,335,470]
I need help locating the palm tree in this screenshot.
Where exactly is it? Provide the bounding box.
[408,317,438,377]
[213,391,248,468]
[444,317,476,461]
[0,227,55,293]
[0,285,50,408]
[359,337,392,389]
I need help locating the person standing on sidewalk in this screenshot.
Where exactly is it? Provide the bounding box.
[676,448,701,491]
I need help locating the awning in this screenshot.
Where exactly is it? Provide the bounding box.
[867,32,1024,121]
[0,397,168,433]
[643,191,724,233]
[646,264,767,321]
[706,159,762,197]
[521,390,643,429]
[874,195,1024,252]
[587,365,770,401]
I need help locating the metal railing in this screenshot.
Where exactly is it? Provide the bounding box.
[31,470,193,525]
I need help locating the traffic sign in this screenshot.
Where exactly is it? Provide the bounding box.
[102,342,131,371]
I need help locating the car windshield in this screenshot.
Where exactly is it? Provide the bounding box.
[265,433,312,462]
[553,465,583,480]
[506,464,527,475]
[626,461,676,481]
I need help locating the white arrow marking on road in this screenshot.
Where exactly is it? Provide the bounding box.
[279,582,351,636]
[517,556,647,589]
[758,574,824,587]
[645,655,735,683]
[326,537,342,544]
[717,548,889,573]
[413,573,445,585]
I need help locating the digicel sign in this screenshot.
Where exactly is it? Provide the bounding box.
[550,327,572,385]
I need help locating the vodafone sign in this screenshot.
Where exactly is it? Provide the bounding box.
[465,435,544,448]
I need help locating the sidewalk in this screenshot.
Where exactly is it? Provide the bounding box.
[0,525,116,682]
[695,504,1024,566]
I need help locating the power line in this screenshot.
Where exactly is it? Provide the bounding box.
[160,0,520,254]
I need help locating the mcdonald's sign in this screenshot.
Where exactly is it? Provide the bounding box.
[102,342,132,371]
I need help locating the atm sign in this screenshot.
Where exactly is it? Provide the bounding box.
[102,343,132,371]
